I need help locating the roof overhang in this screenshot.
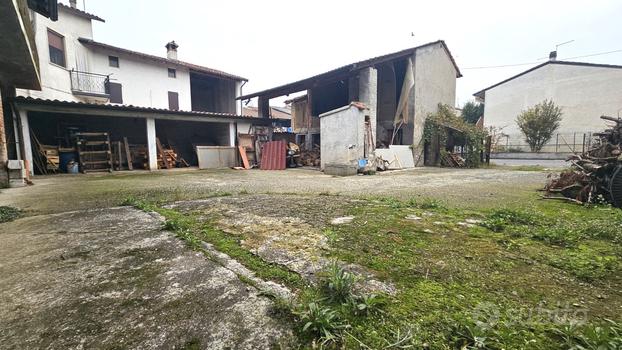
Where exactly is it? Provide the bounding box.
[472,60,622,101]
[13,97,268,124]
[237,40,462,101]
[79,38,248,82]
[0,0,41,90]
[58,3,104,22]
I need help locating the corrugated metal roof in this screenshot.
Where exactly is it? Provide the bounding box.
[78,38,247,82]
[260,141,287,170]
[13,96,257,120]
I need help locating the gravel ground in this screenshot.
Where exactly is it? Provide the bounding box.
[0,207,294,349]
[0,167,550,215]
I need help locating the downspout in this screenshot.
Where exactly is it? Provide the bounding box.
[238,80,247,115]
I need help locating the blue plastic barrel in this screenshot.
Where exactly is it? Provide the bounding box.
[59,151,77,173]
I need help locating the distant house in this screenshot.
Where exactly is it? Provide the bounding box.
[5,0,267,175]
[474,56,622,152]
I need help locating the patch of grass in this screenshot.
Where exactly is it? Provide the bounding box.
[548,245,619,281]
[481,208,541,232]
[181,338,201,350]
[322,197,622,349]
[0,206,21,223]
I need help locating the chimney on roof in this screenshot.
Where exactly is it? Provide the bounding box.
[165,41,178,60]
[69,0,77,8]
[549,51,557,61]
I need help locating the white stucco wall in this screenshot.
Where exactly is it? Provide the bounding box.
[87,48,192,110]
[411,43,458,165]
[319,104,367,170]
[16,7,192,110]
[483,63,622,136]
[17,6,93,101]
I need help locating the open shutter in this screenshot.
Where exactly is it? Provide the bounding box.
[168,91,179,110]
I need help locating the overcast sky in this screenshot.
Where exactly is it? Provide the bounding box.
[81,0,622,107]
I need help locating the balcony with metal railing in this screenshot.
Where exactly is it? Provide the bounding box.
[69,69,110,99]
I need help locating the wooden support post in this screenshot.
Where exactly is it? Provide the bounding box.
[116,141,123,170]
[305,90,313,151]
[123,137,133,170]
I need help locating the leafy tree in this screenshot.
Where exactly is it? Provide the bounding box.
[461,101,484,124]
[516,100,563,152]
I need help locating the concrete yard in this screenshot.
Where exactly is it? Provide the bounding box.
[0,167,549,215]
[0,167,559,348]
[0,206,294,349]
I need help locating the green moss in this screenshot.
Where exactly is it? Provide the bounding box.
[0,206,21,223]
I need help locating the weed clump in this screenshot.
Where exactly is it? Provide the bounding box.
[0,206,20,223]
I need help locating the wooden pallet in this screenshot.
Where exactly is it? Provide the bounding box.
[75,132,113,173]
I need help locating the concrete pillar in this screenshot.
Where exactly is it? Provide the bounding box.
[358,67,378,151]
[146,117,158,170]
[18,109,33,176]
[235,81,243,115]
[0,92,8,187]
[228,122,236,147]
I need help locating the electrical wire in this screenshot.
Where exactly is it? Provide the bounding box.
[462,49,622,70]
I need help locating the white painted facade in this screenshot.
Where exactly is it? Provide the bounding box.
[479,62,622,136]
[16,4,240,112]
[17,5,94,102]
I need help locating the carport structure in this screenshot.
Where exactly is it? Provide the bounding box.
[11,96,264,174]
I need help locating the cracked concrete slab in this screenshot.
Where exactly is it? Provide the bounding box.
[168,195,396,295]
[0,207,294,349]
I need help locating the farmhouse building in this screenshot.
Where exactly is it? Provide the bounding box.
[5,1,263,176]
[238,41,461,169]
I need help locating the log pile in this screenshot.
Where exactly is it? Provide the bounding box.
[299,144,321,167]
[545,116,622,207]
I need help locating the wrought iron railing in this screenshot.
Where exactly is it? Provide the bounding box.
[69,69,110,97]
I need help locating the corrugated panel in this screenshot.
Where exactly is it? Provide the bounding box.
[260,141,287,170]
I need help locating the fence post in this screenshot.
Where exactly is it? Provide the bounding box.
[582,133,586,154]
[555,134,559,153]
[573,133,576,153]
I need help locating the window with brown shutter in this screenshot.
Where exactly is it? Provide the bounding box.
[107,82,123,104]
[168,91,179,110]
[47,29,65,67]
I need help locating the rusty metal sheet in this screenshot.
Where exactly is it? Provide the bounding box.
[260,141,287,170]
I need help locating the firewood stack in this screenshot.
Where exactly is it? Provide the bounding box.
[545,115,622,207]
[299,145,321,167]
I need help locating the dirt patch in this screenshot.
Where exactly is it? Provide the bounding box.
[168,195,396,295]
[0,207,294,349]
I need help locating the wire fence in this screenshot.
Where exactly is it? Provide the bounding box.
[491,132,598,153]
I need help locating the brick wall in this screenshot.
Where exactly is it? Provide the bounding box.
[0,91,9,187]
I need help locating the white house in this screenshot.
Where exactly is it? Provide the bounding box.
[474,57,622,152]
[8,0,263,175]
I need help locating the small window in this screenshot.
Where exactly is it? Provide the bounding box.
[47,29,65,67]
[168,91,179,110]
[168,68,176,78]
[108,56,119,68]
